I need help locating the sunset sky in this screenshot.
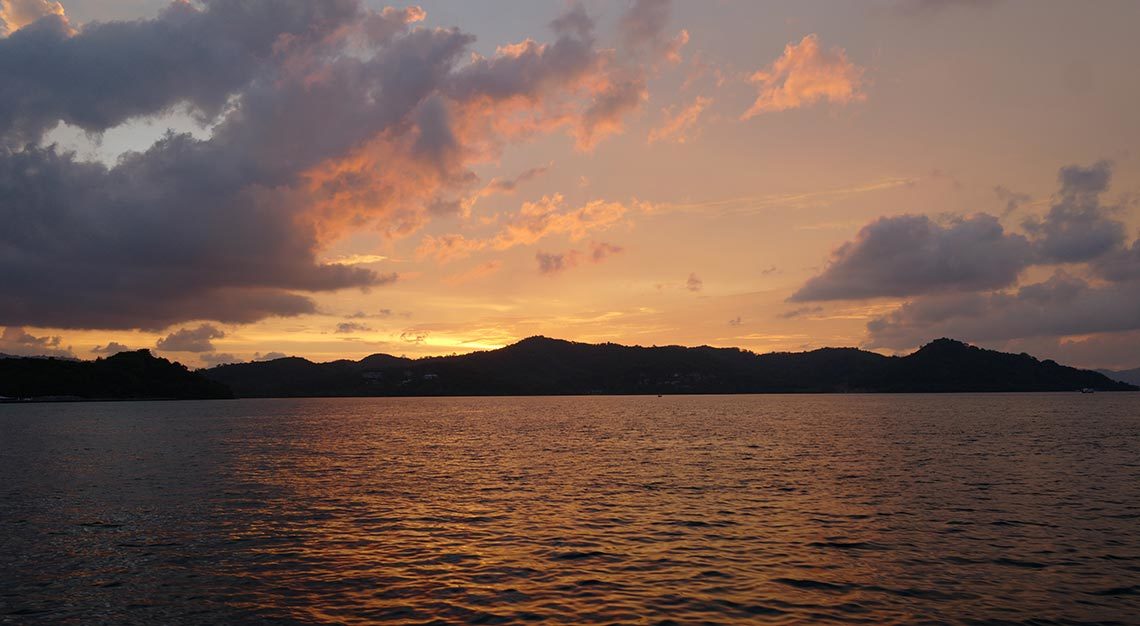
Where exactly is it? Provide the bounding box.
[2,0,1139,369]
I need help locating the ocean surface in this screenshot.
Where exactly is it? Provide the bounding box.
[1,394,1138,624]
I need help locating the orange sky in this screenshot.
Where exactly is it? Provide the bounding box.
[3,0,1140,369]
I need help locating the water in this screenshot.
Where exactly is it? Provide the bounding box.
[1,394,1138,624]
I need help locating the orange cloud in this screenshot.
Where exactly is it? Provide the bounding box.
[648,95,712,144]
[536,241,623,275]
[417,195,637,263]
[443,260,503,285]
[0,0,66,35]
[416,233,486,263]
[742,34,865,119]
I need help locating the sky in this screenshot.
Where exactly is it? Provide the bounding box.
[2,0,1139,369]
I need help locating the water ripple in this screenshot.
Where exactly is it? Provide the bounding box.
[1,393,1138,624]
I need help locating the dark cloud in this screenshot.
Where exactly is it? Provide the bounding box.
[200,352,241,366]
[686,272,703,292]
[485,166,550,194]
[779,306,823,319]
[400,330,428,344]
[1002,332,1140,371]
[91,341,131,355]
[1093,237,1140,282]
[1023,160,1126,263]
[0,141,383,330]
[335,322,372,334]
[866,272,1140,349]
[789,160,1138,365]
[993,185,1031,215]
[618,0,687,64]
[0,0,362,144]
[1,1,663,331]
[348,309,393,319]
[536,242,621,274]
[445,0,679,149]
[155,324,225,352]
[589,241,623,262]
[536,251,578,274]
[792,161,1130,305]
[0,326,72,357]
[791,213,1032,301]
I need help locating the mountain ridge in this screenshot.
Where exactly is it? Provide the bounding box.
[3,338,1133,401]
[203,336,1136,397]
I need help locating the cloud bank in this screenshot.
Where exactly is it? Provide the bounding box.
[792,160,1140,363]
[791,214,1033,301]
[0,0,678,331]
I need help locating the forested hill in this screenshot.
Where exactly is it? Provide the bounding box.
[0,350,233,401]
[203,337,1136,397]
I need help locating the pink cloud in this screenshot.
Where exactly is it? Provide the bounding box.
[742,34,866,119]
[648,95,712,144]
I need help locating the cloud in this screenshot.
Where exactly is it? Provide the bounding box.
[536,240,622,275]
[323,254,389,266]
[443,260,503,285]
[788,159,1140,366]
[417,194,638,262]
[0,0,65,37]
[494,195,632,248]
[443,0,681,151]
[648,96,712,144]
[686,272,703,292]
[890,0,999,17]
[993,185,1031,215]
[536,250,580,274]
[1,1,671,332]
[791,213,1033,301]
[0,326,72,357]
[483,166,550,195]
[1023,160,1126,263]
[335,321,372,334]
[1093,237,1140,282]
[779,306,823,319]
[91,341,131,355]
[792,161,1132,305]
[155,324,225,352]
[742,34,865,119]
[619,0,687,62]
[1002,332,1140,370]
[589,241,624,261]
[0,0,363,144]
[200,352,241,367]
[866,271,1140,349]
[348,309,393,319]
[400,329,428,344]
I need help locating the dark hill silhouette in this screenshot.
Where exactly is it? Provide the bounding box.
[203,337,1135,397]
[0,350,232,400]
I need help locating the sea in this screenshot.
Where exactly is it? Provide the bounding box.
[1,394,1137,624]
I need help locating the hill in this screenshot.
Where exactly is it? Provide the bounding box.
[1097,367,1140,387]
[203,337,1136,397]
[0,350,233,401]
